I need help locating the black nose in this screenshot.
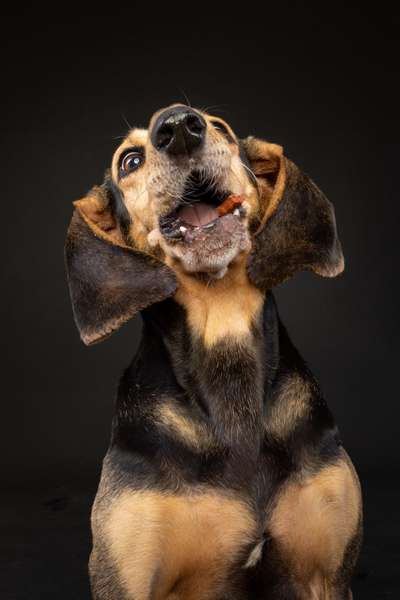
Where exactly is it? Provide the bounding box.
[151,106,206,156]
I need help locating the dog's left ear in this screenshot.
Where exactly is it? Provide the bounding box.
[65,182,177,345]
[242,137,344,290]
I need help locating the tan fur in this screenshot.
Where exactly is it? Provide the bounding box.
[169,254,265,347]
[269,452,361,598]
[109,112,261,261]
[112,129,157,251]
[111,128,148,183]
[74,192,127,247]
[76,112,289,278]
[73,108,358,597]
[242,138,286,233]
[156,401,214,451]
[107,114,266,348]
[106,489,256,600]
[265,373,312,440]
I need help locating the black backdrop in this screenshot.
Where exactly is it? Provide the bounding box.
[2,9,399,483]
[0,7,400,600]
[1,8,399,593]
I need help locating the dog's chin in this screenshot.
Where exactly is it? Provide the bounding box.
[160,213,251,279]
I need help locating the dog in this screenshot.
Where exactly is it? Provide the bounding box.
[65,104,362,599]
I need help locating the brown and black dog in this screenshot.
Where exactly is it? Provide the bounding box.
[65,105,362,599]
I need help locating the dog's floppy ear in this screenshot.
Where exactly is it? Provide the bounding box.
[243,137,344,290]
[65,182,177,345]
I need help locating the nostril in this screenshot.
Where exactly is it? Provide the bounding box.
[151,107,206,155]
[185,115,205,136]
[156,124,174,150]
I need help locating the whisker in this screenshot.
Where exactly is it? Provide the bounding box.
[178,88,192,108]
[199,104,229,115]
[162,187,193,206]
[238,159,259,192]
[228,165,245,190]
[121,113,133,131]
[239,159,257,182]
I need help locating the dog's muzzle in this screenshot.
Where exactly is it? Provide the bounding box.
[149,106,249,262]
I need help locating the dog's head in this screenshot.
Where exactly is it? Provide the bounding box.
[66,104,344,344]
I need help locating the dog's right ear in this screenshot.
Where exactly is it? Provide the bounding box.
[65,183,177,345]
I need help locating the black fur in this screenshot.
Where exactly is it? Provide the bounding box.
[66,139,359,597]
[65,211,177,345]
[247,159,344,289]
[98,293,345,597]
[104,171,132,239]
[109,295,341,488]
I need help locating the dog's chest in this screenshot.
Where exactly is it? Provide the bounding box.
[91,485,260,600]
[90,452,361,600]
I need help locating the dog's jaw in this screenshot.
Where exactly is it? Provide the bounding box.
[151,209,251,279]
[147,167,253,278]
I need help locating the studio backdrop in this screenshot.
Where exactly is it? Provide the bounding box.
[1,8,399,599]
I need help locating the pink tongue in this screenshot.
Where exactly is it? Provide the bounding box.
[178,202,219,226]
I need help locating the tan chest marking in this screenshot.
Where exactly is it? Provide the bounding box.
[269,453,361,592]
[155,400,214,451]
[265,373,312,440]
[106,489,256,600]
[170,256,264,348]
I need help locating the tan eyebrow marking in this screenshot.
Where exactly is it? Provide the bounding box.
[125,128,148,146]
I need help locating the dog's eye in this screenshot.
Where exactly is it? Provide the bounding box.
[211,121,228,134]
[120,150,144,176]
[211,120,234,143]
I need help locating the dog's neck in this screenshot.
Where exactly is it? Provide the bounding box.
[171,256,265,348]
[142,262,279,457]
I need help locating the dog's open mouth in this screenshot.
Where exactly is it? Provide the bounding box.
[159,171,246,242]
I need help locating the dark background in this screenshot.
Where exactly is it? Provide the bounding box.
[1,7,399,599]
